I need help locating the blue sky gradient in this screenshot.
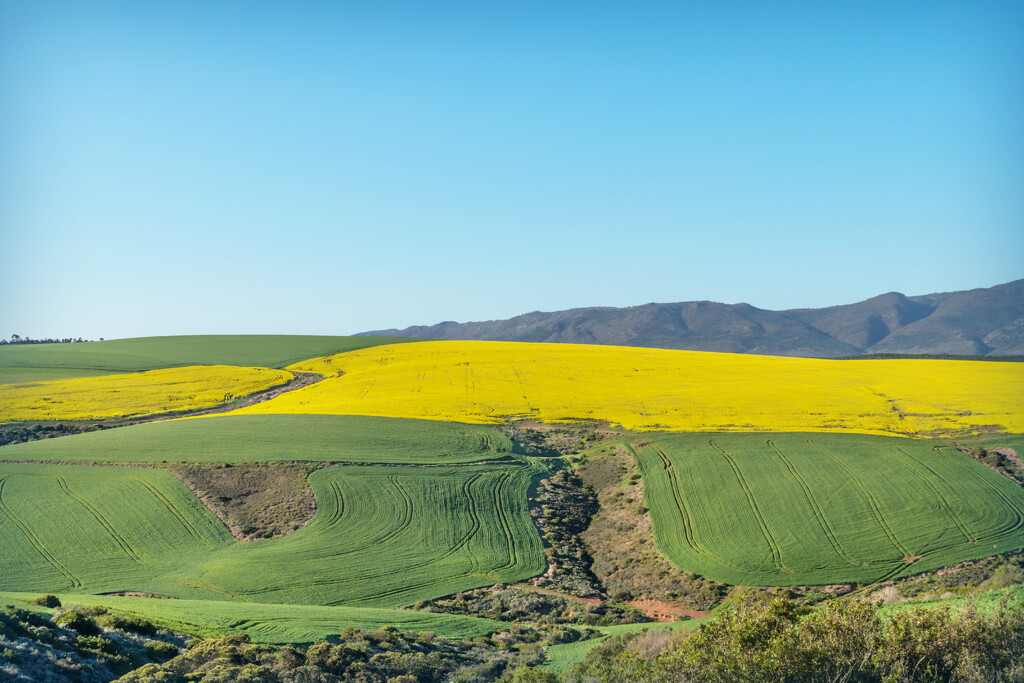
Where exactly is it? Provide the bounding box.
[2,1,1021,339]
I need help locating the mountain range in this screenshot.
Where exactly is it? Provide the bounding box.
[360,280,1024,358]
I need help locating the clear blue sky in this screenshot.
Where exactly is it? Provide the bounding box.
[2,1,1021,339]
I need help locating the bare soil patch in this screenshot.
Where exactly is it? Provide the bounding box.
[164,462,322,541]
[626,598,708,621]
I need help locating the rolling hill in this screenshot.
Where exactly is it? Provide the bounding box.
[360,279,1024,357]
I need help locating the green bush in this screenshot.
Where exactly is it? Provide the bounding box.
[31,594,61,608]
[96,612,158,636]
[144,640,180,660]
[55,610,101,636]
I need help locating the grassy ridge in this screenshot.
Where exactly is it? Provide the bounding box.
[0,335,420,384]
[0,592,503,642]
[234,340,1024,437]
[0,459,546,607]
[635,433,1024,586]
[0,366,293,424]
[0,414,518,464]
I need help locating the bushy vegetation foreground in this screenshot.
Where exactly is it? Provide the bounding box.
[4,592,1023,682]
[562,593,1024,683]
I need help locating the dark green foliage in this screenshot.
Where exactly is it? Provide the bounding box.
[144,640,180,660]
[97,613,160,636]
[964,445,1024,484]
[503,666,560,682]
[1,604,57,643]
[565,594,1024,682]
[32,593,62,608]
[417,586,644,627]
[117,625,565,682]
[533,470,604,598]
[56,609,102,635]
[0,603,185,682]
[0,422,105,446]
[502,423,608,457]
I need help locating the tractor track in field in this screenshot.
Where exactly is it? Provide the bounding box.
[55,476,142,563]
[0,477,83,589]
[709,440,786,572]
[767,440,860,568]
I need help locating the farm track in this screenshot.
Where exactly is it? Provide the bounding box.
[929,446,1024,536]
[890,447,976,544]
[132,477,211,546]
[0,477,82,588]
[55,476,142,563]
[767,440,859,567]
[124,370,327,425]
[638,442,746,573]
[808,439,911,559]
[709,440,785,571]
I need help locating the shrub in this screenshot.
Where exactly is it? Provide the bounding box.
[31,594,61,608]
[55,610,101,636]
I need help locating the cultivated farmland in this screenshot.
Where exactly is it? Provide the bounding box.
[2,333,1024,670]
[0,460,546,607]
[0,414,519,464]
[0,334,420,384]
[233,340,1024,437]
[0,365,293,424]
[633,432,1024,586]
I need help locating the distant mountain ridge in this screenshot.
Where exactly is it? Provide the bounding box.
[359,280,1024,358]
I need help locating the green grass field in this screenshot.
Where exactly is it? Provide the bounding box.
[0,414,519,464]
[0,335,420,384]
[0,460,546,607]
[0,592,503,643]
[634,433,1024,586]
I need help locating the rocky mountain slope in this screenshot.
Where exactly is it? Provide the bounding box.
[360,280,1023,357]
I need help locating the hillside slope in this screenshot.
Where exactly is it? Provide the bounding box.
[361,280,1024,357]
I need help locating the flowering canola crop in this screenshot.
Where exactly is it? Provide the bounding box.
[232,341,1023,437]
[0,365,293,423]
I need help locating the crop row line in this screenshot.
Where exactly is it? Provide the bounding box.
[766,440,860,568]
[709,440,784,571]
[928,446,1024,537]
[0,477,82,588]
[55,476,142,563]
[637,443,746,573]
[808,440,911,559]
[132,477,211,546]
[890,447,976,544]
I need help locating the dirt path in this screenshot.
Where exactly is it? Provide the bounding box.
[174,370,324,418]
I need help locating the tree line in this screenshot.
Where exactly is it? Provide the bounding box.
[1,334,97,345]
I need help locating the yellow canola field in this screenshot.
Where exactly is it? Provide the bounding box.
[0,366,293,423]
[230,341,1024,437]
